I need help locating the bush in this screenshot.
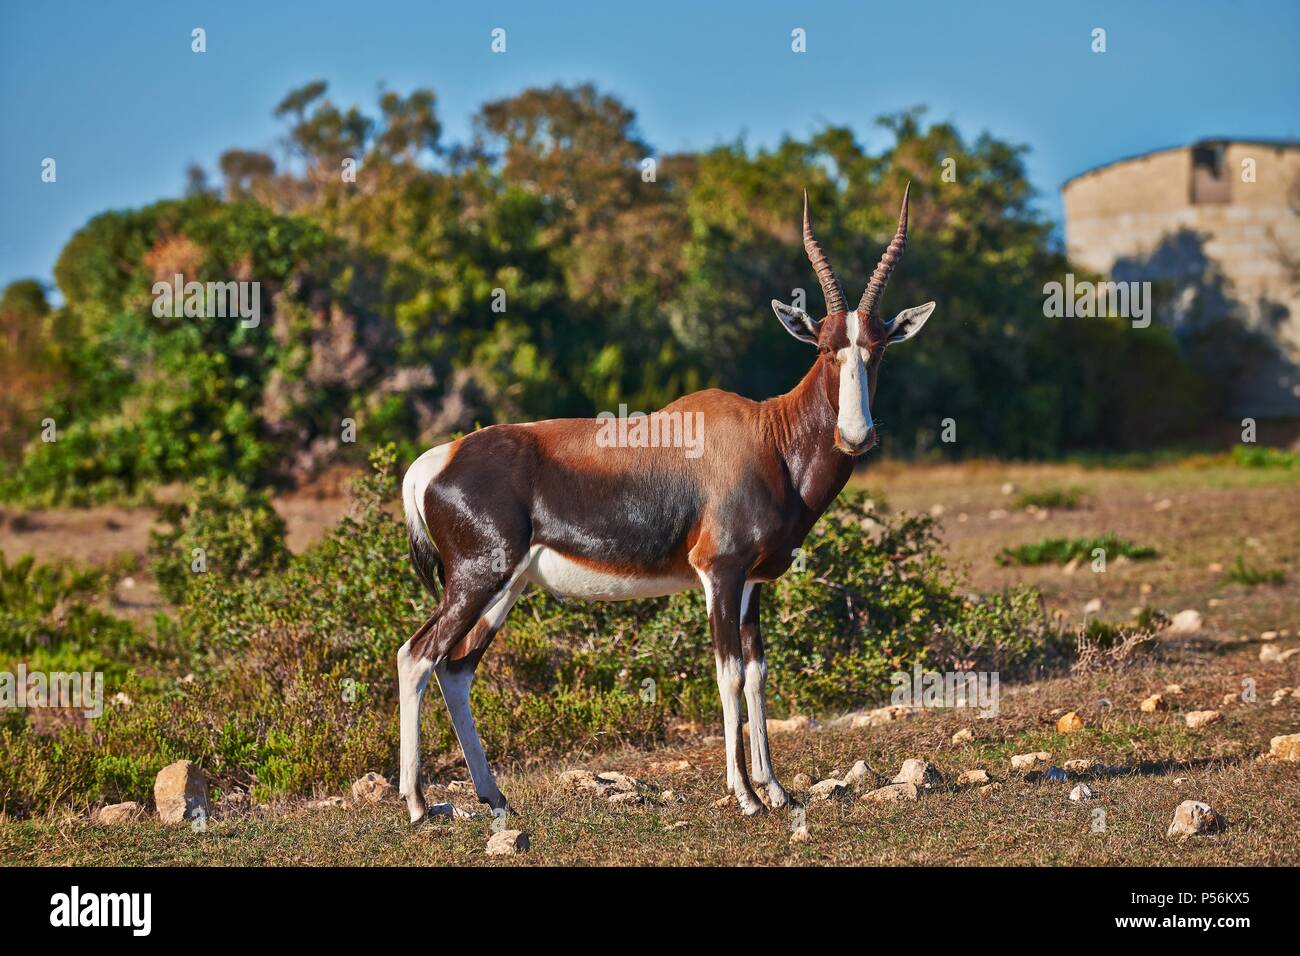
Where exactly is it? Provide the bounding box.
[149,478,289,605]
[996,534,1157,566]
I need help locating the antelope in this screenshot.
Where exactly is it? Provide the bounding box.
[398,185,935,819]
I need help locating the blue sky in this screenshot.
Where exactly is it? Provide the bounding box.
[2,0,1297,293]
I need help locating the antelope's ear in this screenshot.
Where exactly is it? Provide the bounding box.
[772,300,820,345]
[885,302,935,345]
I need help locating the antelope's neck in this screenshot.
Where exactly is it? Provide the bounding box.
[764,358,855,514]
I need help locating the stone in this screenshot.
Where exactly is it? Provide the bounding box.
[862,782,919,803]
[1267,733,1300,761]
[485,829,530,855]
[1010,751,1052,772]
[558,769,599,790]
[1000,482,1017,496]
[892,758,942,789]
[648,759,693,773]
[153,760,210,824]
[790,772,813,791]
[1184,710,1222,730]
[1260,644,1283,663]
[843,760,871,784]
[1069,784,1094,802]
[957,769,991,786]
[1261,630,1279,641]
[1056,711,1086,733]
[807,778,848,800]
[307,796,345,810]
[850,704,921,728]
[1140,694,1167,713]
[789,826,812,844]
[1154,498,1173,512]
[594,771,638,792]
[951,728,974,744]
[1166,801,1225,838]
[763,715,811,734]
[977,783,1002,798]
[350,772,399,804]
[607,791,643,805]
[97,801,142,825]
[1222,692,1239,707]
[1062,557,1081,575]
[1063,758,1099,774]
[1270,687,1294,706]
[1164,684,1185,695]
[1166,609,1204,634]
[1083,598,1103,614]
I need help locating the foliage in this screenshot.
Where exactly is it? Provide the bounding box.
[149,478,290,605]
[0,84,1218,504]
[996,534,1158,566]
[1222,555,1287,587]
[1231,445,1300,470]
[1014,486,1085,510]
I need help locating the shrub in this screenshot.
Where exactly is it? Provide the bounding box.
[1222,556,1286,587]
[996,534,1157,566]
[1014,486,1085,510]
[149,477,289,605]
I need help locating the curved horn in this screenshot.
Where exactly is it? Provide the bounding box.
[802,190,846,316]
[858,181,910,318]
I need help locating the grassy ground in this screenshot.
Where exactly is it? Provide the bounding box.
[2,457,1298,865]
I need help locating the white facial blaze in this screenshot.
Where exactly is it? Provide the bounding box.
[836,311,872,446]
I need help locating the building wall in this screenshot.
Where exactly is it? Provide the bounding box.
[1062,141,1300,416]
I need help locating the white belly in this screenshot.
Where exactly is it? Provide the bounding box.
[526,545,697,601]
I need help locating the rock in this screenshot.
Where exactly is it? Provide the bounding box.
[850,704,921,728]
[307,796,345,810]
[608,791,643,805]
[1083,598,1103,614]
[427,802,471,819]
[957,769,991,786]
[97,801,142,825]
[594,771,638,792]
[350,772,399,804]
[1069,784,1094,802]
[1000,482,1017,496]
[977,782,1002,798]
[892,758,942,790]
[790,772,813,792]
[1166,609,1204,634]
[1164,684,1185,695]
[1184,710,1222,730]
[929,504,946,517]
[1261,630,1279,641]
[1222,692,1239,707]
[1010,751,1052,772]
[485,829,530,855]
[1063,758,1099,774]
[153,760,210,824]
[1267,733,1300,761]
[1154,498,1173,512]
[807,778,848,800]
[951,728,974,744]
[862,782,919,803]
[1056,711,1086,733]
[1166,801,1225,838]
[1140,694,1167,713]
[988,508,1008,520]
[843,760,872,784]
[1062,557,1081,576]
[712,795,733,808]
[558,769,599,790]
[648,759,693,773]
[1260,645,1283,663]
[1270,687,1294,706]
[763,715,811,735]
[789,826,812,844]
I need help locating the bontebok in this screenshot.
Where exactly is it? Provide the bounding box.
[399,185,935,819]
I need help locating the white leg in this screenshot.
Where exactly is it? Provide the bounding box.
[435,662,508,811]
[432,576,527,813]
[744,658,789,807]
[398,638,434,823]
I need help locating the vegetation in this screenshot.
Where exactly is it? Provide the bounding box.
[996,534,1158,567]
[1014,486,1086,510]
[0,82,1216,506]
[1222,555,1287,587]
[0,447,1068,817]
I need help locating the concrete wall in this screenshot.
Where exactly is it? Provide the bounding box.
[1062,141,1300,416]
